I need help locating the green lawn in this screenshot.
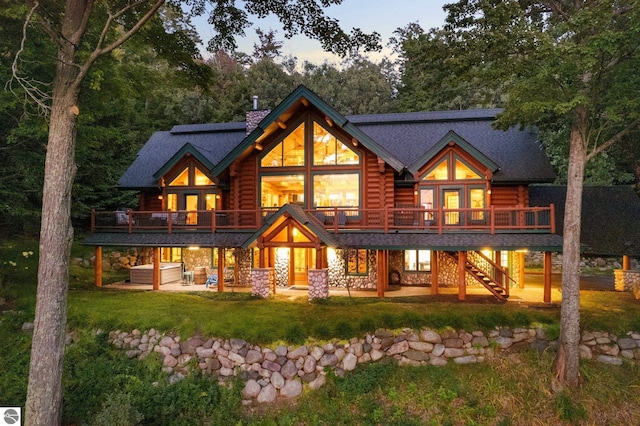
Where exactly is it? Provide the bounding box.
[3,241,640,424]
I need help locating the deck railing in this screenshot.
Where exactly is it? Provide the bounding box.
[91,204,555,235]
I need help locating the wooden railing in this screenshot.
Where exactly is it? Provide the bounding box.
[91,204,555,235]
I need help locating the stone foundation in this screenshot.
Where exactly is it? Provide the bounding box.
[308,269,329,300]
[251,268,274,298]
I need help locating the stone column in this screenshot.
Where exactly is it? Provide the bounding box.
[251,268,274,298]
[308,269,329,300]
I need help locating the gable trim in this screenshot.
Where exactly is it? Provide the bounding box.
[408,131,499,176]
[212,85,405,176]
[153,143,216,181]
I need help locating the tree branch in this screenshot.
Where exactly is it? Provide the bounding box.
[74,0,165,87]
[586,117,640,161]
[8,1,52,116]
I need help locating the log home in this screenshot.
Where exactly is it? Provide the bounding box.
[86,85,566,300]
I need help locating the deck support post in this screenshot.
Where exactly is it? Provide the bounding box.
[218,248,225,293]
[543,251,552,303]
[458,251,467,301]
[518,251,525,289]
[152,247,160,291]
[377,250,388,298]
[431,251,439,295]
[623,255,630,271]
[94,246,102,287]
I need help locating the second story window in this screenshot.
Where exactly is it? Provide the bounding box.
[261,123,305,167]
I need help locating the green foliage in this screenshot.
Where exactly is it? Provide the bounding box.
[554,391,588,422]
[61,331,243,425]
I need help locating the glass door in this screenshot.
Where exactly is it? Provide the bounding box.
[291,248,316,286]
[443,189,461,225]
[185,194,198,224]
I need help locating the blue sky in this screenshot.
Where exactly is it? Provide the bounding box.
[196,0,449,64]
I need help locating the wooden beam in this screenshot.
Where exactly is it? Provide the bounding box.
[377,250,387,298]
[275,118,287,129]
[623,255,630,270]
[94,246,103,288]
[543,251,552,303]
[458,251,466,301]
[153,247,160,291]
[431,250,439,295]
[518,251,525,289]
[218,248,225,293]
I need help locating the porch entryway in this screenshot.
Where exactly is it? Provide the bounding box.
[292,247,315,286]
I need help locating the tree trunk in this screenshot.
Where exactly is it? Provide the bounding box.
[25,22,80,426]
[553,105,588,389]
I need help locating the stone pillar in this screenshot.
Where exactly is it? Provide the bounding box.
[614,269,640,294]
[308,269,329,300]
[251,268,274,298]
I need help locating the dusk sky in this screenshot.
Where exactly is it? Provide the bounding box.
[197,0,449,64]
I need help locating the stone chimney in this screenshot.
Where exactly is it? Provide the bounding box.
[246,95,271,135]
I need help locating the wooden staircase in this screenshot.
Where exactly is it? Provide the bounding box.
[444,251,512,301]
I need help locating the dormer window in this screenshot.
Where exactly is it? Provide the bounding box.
[168,166,214,186]
[423,156,482,181]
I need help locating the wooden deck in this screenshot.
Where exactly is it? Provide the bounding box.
[92,205,555,235]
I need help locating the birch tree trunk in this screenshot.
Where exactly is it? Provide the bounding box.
[553,105,588,388]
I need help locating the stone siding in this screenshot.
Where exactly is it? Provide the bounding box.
[251,268,274,298]
[308,269,329,300]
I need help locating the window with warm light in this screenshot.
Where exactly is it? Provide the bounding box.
[423,155,483,182]
[261,122,305,167]
[313,122,359,165]
[404,250,431,272]
[258,115,362,210]
[347,249,368,275]
[313,174,359,207]
[260,175,305,207]
[169,168,190,186]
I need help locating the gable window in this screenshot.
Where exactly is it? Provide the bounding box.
[347,249,368,275]
[169,166,214,186]
[258,115,362,210]
[313,122,359,165]
[423,155,483,182]
[261,122,305,167]
[404,250,431,272]
[162,160,218,216]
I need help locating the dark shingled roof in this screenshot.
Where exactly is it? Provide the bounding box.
[529,185,640,256]
[347,110,555,183]
[118,93,555,189]
[118,123,246,188]
[83,232,250,247]
[333,232,564,251]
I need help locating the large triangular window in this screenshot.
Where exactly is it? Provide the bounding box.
[422,155,483,181]
[261,122,305,167]
[313,122,359,165]
[169,167,189,186]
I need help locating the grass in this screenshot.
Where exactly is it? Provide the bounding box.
[3,241,640,424]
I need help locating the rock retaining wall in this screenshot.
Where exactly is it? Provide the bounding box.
[108,327,640,404]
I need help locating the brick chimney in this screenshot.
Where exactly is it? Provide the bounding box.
[246,95,270,135]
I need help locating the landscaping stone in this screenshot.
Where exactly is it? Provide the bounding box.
[106,325,640,405]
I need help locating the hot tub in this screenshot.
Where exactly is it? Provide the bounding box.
[129,262,182,285]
